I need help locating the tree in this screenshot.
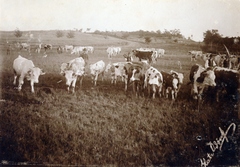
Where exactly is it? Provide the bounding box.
[56,30,64,38]
[67,31,75,38]
[203,29,222,48]
[144,37,151,44]
[14,28,23,38]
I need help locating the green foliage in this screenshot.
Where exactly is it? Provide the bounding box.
[144,36,151,44]
[67,30,75,38]
[56,30,64,38]
[14,28,23,38]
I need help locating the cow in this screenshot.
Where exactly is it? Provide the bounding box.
[161,71,179,100]
[57,46,63,54]
[105,62,128,85]
[85,46,94,53]
[44,44,52,51]
[89,60,106,86]
[156,48,165,57]
[124,62,150,97]
[189,50,202,61]
[35,43,42,53]
[71,46,85,54]
[144,67,163,99]
[123,53,133,62]
[213,67,239,102]
[130,50,154,64]
[65,45,74,52]
[20,43,31,51]
[60,57,85,93]
[189,64,216,100]
[13,55,45,93]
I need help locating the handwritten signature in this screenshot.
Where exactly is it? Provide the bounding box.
[200,123,236,167]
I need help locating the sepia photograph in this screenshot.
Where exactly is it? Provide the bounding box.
[0,0,239,166]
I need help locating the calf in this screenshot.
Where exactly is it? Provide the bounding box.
[161,71,179,100]
[13,55,45,93]
[60,57,85,93]
[90,60,106,86]
[189,64,216,100]
[144,67,163,99]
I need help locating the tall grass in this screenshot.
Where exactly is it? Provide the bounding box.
[1,31,239,166]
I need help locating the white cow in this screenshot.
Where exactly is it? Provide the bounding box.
[71,46,85,54]
[156,48,165,57]
[144,66,163,99]
[90,60,106,86]
[107,47,121,58]
[20,43,31,51]
[105,62,128,84]
[13,55,45,93]
[85,46,94,53]
[60,57,85,93]
[65,45,74,52]
[189,50,203,61]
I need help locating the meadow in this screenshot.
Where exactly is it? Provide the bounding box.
[1,31,239,166]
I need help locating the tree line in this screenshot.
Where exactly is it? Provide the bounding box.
[202,29,240,54]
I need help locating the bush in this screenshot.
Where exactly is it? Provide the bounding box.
[56,30,64,38]
[14,28,23,38]
[67,31,75,38]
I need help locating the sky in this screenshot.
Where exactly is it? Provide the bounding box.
[0,0,240,41]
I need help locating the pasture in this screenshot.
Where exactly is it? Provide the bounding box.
[1,31,239,166]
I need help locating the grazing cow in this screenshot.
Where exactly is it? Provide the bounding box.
[71,46,85,54]
[189,50,202,61]
[89,60,106,86]
[161,71,179,100]
[20,43,31,51]
[156,48,165,57]
[60,57,85,93]
[44,44,52,51]
[65,45,74,52]
[213,67,239,102]
[105,62,128,85]
[144,67,163,99]
[189,64,216,100]
[13,55,45,93]
[130,50,154,64]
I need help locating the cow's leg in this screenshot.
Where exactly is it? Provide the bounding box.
[192,84,198,99]
[72,78,77,93]
[124,77,128,92]
[94,73,98,86]
[13,71,17,85]
[152,85,156,99]
[30,81,35,93]
[166,88,169,98]
[158,84,162,98]
[79,76,83,89]
[18,75,24,92]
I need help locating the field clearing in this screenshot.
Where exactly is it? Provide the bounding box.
[1,31,239,166]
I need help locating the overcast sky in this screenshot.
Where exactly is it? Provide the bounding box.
[0,0,239,41]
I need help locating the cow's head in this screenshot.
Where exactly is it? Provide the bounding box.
[64,70,77,86]
[196,68,216,86]
[27,67,45,83]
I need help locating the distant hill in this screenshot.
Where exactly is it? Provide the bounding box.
[0,30,199,49]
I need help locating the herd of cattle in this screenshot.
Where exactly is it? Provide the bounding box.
[12,46,239,103]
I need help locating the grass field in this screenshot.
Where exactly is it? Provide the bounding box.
[1,31,239,166]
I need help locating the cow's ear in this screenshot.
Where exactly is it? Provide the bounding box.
[41,69,46,75]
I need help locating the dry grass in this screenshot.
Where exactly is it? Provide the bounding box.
[1,31,239,166]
